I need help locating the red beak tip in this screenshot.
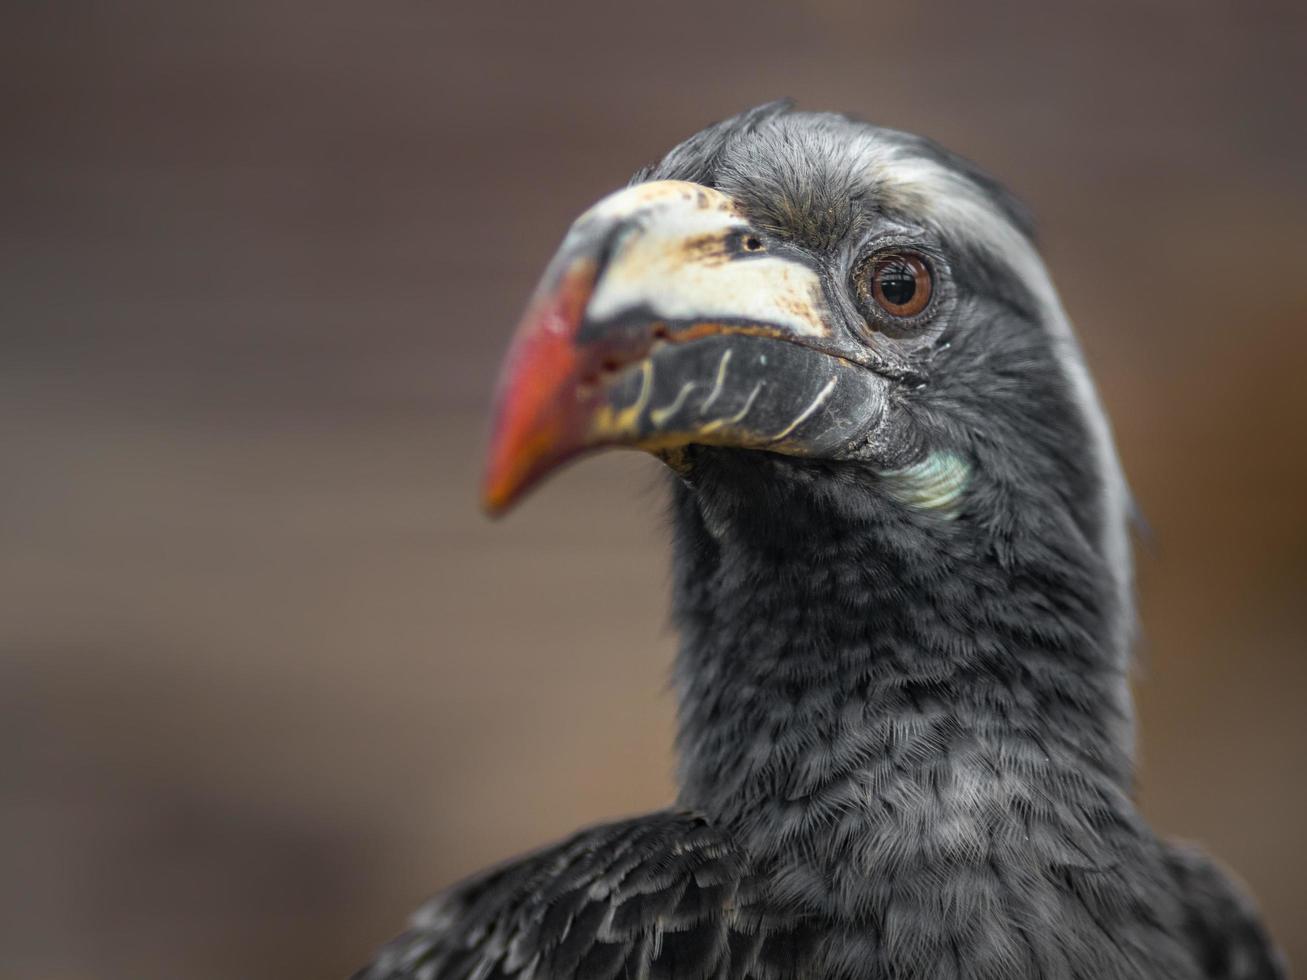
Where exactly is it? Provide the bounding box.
[479,257,601,522]
[479,470,518,518]
[480,494,510,519]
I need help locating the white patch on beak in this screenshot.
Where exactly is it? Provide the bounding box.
[572,180,832,339]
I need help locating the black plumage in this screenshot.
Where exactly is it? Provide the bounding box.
[356,104,1283,979]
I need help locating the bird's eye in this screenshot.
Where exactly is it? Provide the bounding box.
[857,251,934,321]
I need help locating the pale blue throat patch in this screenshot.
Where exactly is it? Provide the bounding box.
[876,450,970,519]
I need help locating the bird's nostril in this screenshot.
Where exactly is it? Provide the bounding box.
[652,325,670,340]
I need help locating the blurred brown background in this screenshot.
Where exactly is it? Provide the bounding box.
[3,2,1304,977]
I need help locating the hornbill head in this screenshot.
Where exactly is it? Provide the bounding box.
[482,102,1130,623]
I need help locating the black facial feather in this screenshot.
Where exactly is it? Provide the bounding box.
[629,99,794,189]
[891,129,1038,243]
[356,105,1283,980]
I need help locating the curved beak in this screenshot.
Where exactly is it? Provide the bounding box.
[481,180,887,515]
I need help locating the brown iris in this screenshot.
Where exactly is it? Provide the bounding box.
[861,251,933,319]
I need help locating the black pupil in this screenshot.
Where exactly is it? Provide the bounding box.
[878,260,916,308]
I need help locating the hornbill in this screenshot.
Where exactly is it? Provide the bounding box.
[356,103,1283,979]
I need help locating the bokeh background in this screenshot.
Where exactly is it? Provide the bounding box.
[3,2,1305,977]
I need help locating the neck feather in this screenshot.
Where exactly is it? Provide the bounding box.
[667,457,1135,876]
